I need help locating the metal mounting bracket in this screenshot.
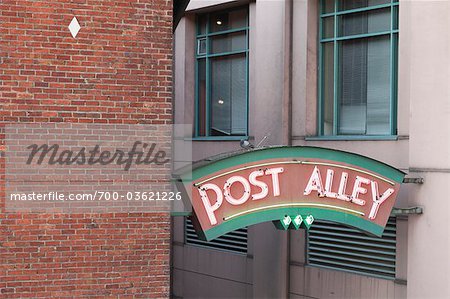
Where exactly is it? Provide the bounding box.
[391,206,423,216]
[402,177,424,184]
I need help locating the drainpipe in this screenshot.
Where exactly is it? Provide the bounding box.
[282,0,294,298]
[282,0,293,147]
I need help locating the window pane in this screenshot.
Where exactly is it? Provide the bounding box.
[210,54,247,136]
[339,38,368,134]
[210,32,247,54]
[322,17,334,39]
[322,42,334,135]
[338,36,391,135]
[366,35,390,134]
[197,38,206,55]
[198,14,207,35]
[322,0,335,14]
[338,0,390,11]
[197,59,206,136]
[339,8,391,37]
[210,8,247,33]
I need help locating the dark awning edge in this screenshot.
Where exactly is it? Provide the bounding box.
[173,0,190,31]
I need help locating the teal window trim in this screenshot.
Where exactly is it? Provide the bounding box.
[199,49,248,59]
[188,136,249,141]
[320,30,399,43]
[197,26,250,38]
[317,0,399,137]
[320,2,399,18]
[305,135,398,141]
[194,7,250,139]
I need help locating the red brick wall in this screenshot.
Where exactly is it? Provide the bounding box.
[0,0,172,297]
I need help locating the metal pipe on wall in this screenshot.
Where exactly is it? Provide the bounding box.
[282,0,293,147]
[282,0,294,297]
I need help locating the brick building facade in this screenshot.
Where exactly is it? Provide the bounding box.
[1,0,173,297]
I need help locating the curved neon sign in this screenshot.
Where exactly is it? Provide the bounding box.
[180,147,405,241]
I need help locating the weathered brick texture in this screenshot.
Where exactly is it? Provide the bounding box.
[0,0,172,297]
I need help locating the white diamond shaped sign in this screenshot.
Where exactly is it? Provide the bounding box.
[305,215,314,226]
[301,215,315,230]
[282,215,291,226]
[292,215,303,229]
[68,17,81,38]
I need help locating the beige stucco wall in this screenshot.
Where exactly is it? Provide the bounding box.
[401,1,450,298]
[173,0,450,298]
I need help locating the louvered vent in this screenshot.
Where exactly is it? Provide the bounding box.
[307,217,396,279]
[185,218,248,254]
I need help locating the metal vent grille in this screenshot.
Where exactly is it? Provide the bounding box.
[307,217,396,280]
[185,218,248,254]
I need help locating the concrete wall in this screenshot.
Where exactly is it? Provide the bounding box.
[402,1,450,298]
[173,0,449,298]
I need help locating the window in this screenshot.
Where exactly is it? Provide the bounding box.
[195,8,249,137]
[319,0,399,136]
[185,218,248,254]
[307,217,397,279]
